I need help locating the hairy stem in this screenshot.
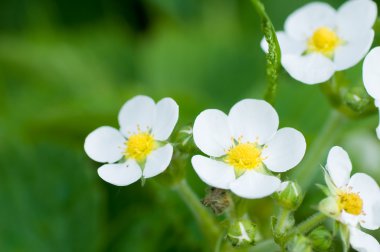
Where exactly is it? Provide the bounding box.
[174,180,221,248]
[293,110,348,189]
[250,0,281,104]
[288,212,328,236]
[250,239,279,252]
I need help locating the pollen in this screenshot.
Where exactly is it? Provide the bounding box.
[125,132,155,162]
[337,191,363,216]
[225,142,262,170]
[307,27,342,57]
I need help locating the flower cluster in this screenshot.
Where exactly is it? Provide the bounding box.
[83,0,380,251]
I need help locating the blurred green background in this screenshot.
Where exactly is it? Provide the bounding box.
[1,0,380,251]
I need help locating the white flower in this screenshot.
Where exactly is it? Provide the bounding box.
[320,146,380,252]
[261,0,377,85]
[363,46,380,139]
[191,99,306,199]
[84,95,179,186]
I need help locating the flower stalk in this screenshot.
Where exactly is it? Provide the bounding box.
[250,0,281,104]
[174,180,221,248]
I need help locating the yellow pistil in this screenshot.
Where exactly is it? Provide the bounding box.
[307,27,342,57]
[337,191,363,216]
[125,132,156,162]
[225,142,262,170]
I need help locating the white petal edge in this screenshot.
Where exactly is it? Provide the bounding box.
[348,173,380,230]
[282,53,335,85]
[284,2,337,41]
[349,227,380,252]
[228,99,279,145]
[260,32,306,55]
[230,171,281,199]
[337,0,377,40]
[334,30,374,71]
[152,98,179,141]
[191,155,235,189]
[143,144,173,178]
[118,95,156,137]
[97,160,142,186]
[84,126,125,163]
[326,146,352,188]
[193,109,233,157]
[375,101,380,139]
[262,127,306,173]
[363,47,380,100]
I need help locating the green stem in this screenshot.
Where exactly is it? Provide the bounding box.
[250,0,281,104]
[275,208,292,236]
[174,180,221,248]
[293,110,348,189]
[249,239,279,252]
[289,212,328,236]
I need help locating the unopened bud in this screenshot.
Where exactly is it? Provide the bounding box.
[344,87,372,113]
[227,219,256,247]
[308,226,333,251]
[274,181,303,211]
[286,234,313,252]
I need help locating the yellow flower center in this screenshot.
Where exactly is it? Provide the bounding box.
[307,27,342,57]
[225,143,262,170]
[337,191,363,216]
[125,132,155,162]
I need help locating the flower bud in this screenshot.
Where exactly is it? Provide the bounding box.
[274,181,303,211]
[308,226,333,251]
[227,219,256,247]
[286,234,313,252]
[343,87,372,114]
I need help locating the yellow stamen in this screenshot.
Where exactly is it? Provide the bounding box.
[125,132,155,162]
[225,142,262,170]
[307,27,342,57]
[337,191,363,216]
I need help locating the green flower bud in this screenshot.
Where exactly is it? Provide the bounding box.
[286,234,313,252]
[227,219,256,247]
[343,87,373,114]
[274,181,303,211]
[308,226,333,251]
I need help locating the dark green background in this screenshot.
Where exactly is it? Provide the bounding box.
[0,0,379,251]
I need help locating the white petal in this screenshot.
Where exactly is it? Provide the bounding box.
[348,173,380,230]
[334,30,374,71]
[84,126,125,163]
[376,101,380,139]
[363,47,380,100]
[191,155,236,189]
[151,98,179,141]
[340,211,360,226]
[282,53,335,85]
[193,109,233,157]
[97,160,142,186]
[349,227,380,252]
[262,128,306,173]
[143,144,173,178]
[284,2,336,41]
[337,0,377,40]
[118,95,156,137]
[260,32,306,55]
[228,99,279,144]
[326,146,352,188]
[229,171,281,199]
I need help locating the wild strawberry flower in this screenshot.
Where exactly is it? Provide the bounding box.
[363,46,380,139]
[84,95,179,186]
[191,99,306,199]
[261,0,377,85]
[319,146,380,251]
